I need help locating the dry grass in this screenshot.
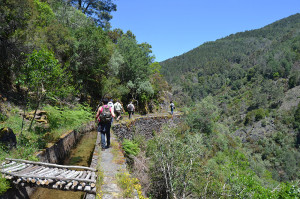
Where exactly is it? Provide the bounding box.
[131,151,151,195]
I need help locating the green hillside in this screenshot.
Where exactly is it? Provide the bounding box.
[161,13,300,103]
[144,13,300,198]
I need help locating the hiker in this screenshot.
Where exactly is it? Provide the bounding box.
[127,102,135,119]
[170,101,175,115]
[96,98,115,151]
[114,100,123,121]
[108,99,114,124]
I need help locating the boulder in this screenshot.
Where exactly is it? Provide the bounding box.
[0,127,17,149]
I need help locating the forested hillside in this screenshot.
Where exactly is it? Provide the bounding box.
[161,13,300,103]
[143,13,300,198]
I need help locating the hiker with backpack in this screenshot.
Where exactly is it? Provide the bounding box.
[114,100,124,121]
[96,98,115,151]
[127,102,135,119]
[108,99,114,124]
[170,101,175,115]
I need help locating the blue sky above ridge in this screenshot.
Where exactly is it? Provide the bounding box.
[110,0,300,62]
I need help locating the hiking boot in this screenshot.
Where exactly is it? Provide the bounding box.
[105,145,110,149]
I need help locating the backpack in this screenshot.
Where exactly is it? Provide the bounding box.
[127,104,134,111]
[99,105,112,123]
[170,103,175,109]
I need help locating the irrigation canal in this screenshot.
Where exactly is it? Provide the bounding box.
[30,130,97,199]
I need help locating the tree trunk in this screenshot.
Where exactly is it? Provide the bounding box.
[28,86,43,131]
[20,90,28,136]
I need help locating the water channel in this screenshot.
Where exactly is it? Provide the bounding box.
[30,131,97,199]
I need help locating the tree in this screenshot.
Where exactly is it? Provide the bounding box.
[0,0,31,88]
[70,25,111,100]
[67,0,117,28]
[117,33,155,102]
[18,48,75,131]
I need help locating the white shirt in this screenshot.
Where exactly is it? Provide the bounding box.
[114,102,122,111]
[108,102,114,111]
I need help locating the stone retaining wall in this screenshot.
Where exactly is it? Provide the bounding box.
[112,114,181,141]
[0,121,96,199]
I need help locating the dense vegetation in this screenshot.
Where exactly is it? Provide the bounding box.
[0,0,168,109]
[0,0,168,195]
[138,13,300,198]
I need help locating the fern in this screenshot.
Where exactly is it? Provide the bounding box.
[122,139,140,156]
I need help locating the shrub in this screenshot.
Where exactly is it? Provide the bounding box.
[116,171,147,198]
[294,103,300,129]
[0,175,10,195]
[0,112,7,122]
[255,108,267,121]
[244,108,268,125]
[44,104,92,129]
[184,96,219,134]
[122,139,140,156]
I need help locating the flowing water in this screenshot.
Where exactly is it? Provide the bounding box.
[30,131,97,199]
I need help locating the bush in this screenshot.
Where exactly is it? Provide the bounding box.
[244,108,268,125]
[122,139,140,156]
[288,71,300,88]
[184,96,219,134]
[0,112,7,122]
[0,175,10,195]
[116,171,147,198]
[44,104,92,129]
[294,103,300,129]
[255,108,267,121]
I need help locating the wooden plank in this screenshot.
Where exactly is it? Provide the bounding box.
[57,170,72,178]
[5,158,96,171]
[65,170,76,178]
[79,171,88,179]
[35,167,50,175]
[38,168,57,176]
[2,163,23,172]
[66,171,80,179]
[50,168,65,177]
[3,163,27,173]
[0,161,17,168]
[15,164,35,175]
[75,171,83,179]
[85,171,92,180]
[27,166,44,175]
[0,171,97,183]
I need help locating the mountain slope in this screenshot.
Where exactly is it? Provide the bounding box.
[159,13,300,184]
[160,13,300,102]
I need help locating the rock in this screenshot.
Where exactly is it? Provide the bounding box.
[279,85,300,111]
[0,127,17,149]
[25,110,48,123]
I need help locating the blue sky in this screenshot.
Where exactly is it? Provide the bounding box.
[110,0,300,62]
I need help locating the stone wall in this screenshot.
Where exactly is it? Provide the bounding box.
[0,121,96,199]
[112,114,181,141]
[36,122,95,164]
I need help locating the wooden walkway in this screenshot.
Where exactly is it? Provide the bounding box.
[1,158,97,194]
